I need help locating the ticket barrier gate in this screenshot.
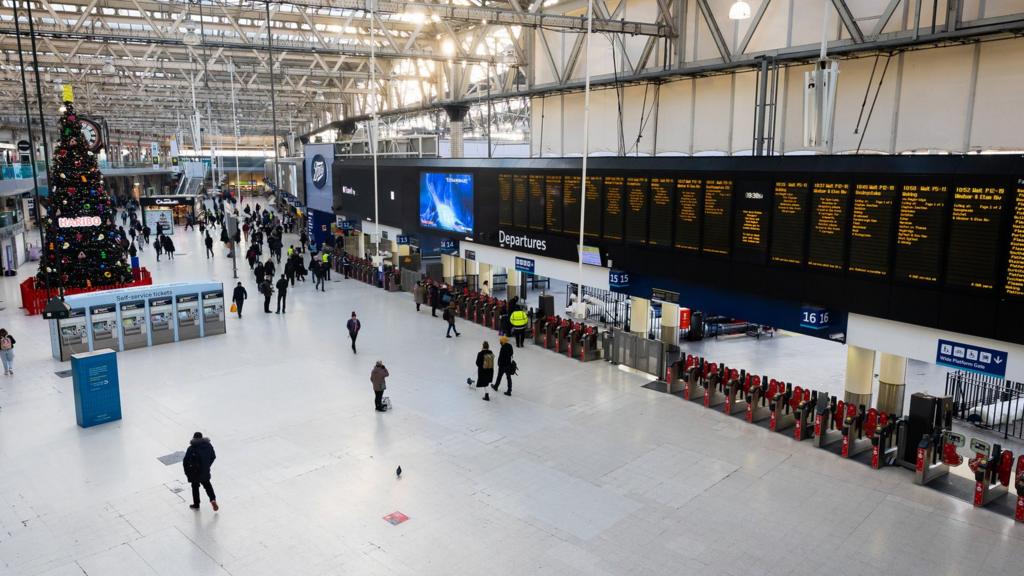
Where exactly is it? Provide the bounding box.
[869,413,899,469]
[1016,457,1024,522]
[479,298,495,327]
[554,319,571,354]
[701,365,728,409]
[664,355,691,394]
[768,383,795,433]
[573,325,601,362]
[491,301,505,332]
[745,378,776,424]
[533,315,549,345]
[460,292,476,320]
[543,316,560,349]
[566,322,582,358]
[724,373,759,416]
[840,405,876,459]
[968,439,1014,508]
[811,396,843,448]
[792,389,821,442]
[682,358,709,402]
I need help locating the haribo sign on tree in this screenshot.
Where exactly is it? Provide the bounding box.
[37,86,131,289]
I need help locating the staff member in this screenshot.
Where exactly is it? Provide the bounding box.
[510,307,529,348]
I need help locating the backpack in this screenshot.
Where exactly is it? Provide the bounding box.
[0,336,11,351]
[443,308,452,321]
[482,352,494,370]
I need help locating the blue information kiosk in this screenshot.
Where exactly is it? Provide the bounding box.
[71,349,122,428]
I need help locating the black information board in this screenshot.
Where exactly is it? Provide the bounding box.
[894,184,947,283]
[528,174,545,231]
[702,179,732,255]
[649,177,674,247]
[584,176,602,238]
[947,185,1006,290]
[733,181,771,263]
[563,175,581,235]
[545,175,563,233]
[848,183,896,276]
[674,178,702,251]
[770,181,809,265]
[1007,187,1024,297]
[625,177,649,244]
[498,173,513,226]
[603,176,624,240]
[512,174,529,228]
[807,182,850,270]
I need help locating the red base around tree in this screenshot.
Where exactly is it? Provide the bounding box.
[20,268,153,315]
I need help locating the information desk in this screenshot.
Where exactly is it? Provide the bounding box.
[49,281,225,360]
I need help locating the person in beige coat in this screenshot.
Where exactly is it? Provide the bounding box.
[371,361,389,412]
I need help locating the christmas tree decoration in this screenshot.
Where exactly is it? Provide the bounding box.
[36,99,132,289]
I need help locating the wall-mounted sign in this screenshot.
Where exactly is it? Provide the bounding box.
[498,230,547,252]
[440,238,458,254]
[464,250,476,261]
[311,154,328,189]
[609,270,630,289]
[514,256,535,274]
[58,216,101,228]
[936,339,1008,378]
[799,305,832,330]
[397,235,410,245]
[17,140,30,152]
[651,288,680,303]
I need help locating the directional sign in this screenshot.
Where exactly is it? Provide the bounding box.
[514,256,535,274]
[936,339,1008,378]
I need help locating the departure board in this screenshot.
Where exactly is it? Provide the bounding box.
[498,173,513,226]
[894,184,947,283]
[807,182,850,270]
[512,174,529,228]
[625,177,650,244]
[584,176,602,238]
[545,175,563,232]
[674,178,702,251]
[528,174,545,231]
[947,185,1006,290]
[848,183,896,276]
[603,176,624,240]
[1007,188,1024,297]
[702,180,733,255]
[563,175,581,235]
[770,181,809,265]
[733,182,770,263]
[649,177,674,247]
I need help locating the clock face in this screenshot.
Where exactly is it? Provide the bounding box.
[79,119,102,151]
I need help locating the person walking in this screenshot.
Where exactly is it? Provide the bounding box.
[254,260,265,284]
[153,234,163,261]
[321,251,331,280]
[182,432,218,511]
[413,281,425,312]
[0,329,15,375]
[284,256,296,286]
[313,260,326,292]
[428,283,439,317]
[346,311,361,353]
[370,361,389,412]
[260,276,273,313]
[443,303,461,338]
[480,280,491,297]
[263,258,276,280]
[510,307,530,348]
[162,235,175,260]
[275,274,289,314]
[142,224,151,245]
[204,233,214,259]
[128,242,137,260]
[475,341,494,389]
[231,282,247,318]
[492,336,515,396]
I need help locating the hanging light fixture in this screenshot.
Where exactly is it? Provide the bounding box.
[102,58,116,75]
[182,23,200,46]
[315,90,326,102]
[729,1,752,19]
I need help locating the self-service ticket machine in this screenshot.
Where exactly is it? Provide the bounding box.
[149,297,174,345]
[120,300,148,350]
[968,439,1014,508]
[89,304,119,351]
[176,293,200,340]
[202,290,226,336]
[58,307,89,361]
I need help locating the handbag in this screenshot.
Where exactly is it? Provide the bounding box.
[230,303,237,313]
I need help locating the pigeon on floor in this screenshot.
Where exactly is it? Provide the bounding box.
[466,378,474,387]
[396,465,402,478]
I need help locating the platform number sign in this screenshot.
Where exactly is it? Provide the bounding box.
[609,270,630,289]
[800,305,831,330]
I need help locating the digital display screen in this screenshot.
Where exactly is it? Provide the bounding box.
[512,174,529,228]
[603,176,624,240]
[733,182,770,263]
[770,181,808,265]
[848,183,896,276]
[947,185,1006,290]
[1007,187,1024,297]
[807,182,849,270]
[545,175,563,232]
[584,176,602,238]
[563,175,581,235]
[580,245,602,266]
[528,174,545,231]
[649,177,674,247]
[894,184,947,283]
[419,172,474,234]
[674,178,701,251]
[625,177,649,244]
[702,180,732,255]
[498,173,513,226]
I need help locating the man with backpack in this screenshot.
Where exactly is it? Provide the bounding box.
[347,311,361,353]
[260,276,273,313]
[182,432,218,511]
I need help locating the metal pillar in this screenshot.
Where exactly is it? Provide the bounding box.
[444,105,470,159]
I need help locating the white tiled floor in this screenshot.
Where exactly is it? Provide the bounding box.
[0,201,1022,576]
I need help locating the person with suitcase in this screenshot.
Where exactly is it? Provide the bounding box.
[371,361,389,412]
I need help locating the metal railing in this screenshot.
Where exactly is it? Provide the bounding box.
[945,370,1024,440]
[567,283,630,328]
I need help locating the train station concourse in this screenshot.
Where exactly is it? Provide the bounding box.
[1,1,1024,575]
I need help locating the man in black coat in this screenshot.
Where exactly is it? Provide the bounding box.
[232,282,247,318]
[183,432,218,511]
[275,274,289,314]
[492,336,515,396]
[204,233,215,259]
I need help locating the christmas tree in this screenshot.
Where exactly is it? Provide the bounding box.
[37,92,132,289]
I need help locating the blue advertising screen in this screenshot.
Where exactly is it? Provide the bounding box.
[419,172,474,234]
